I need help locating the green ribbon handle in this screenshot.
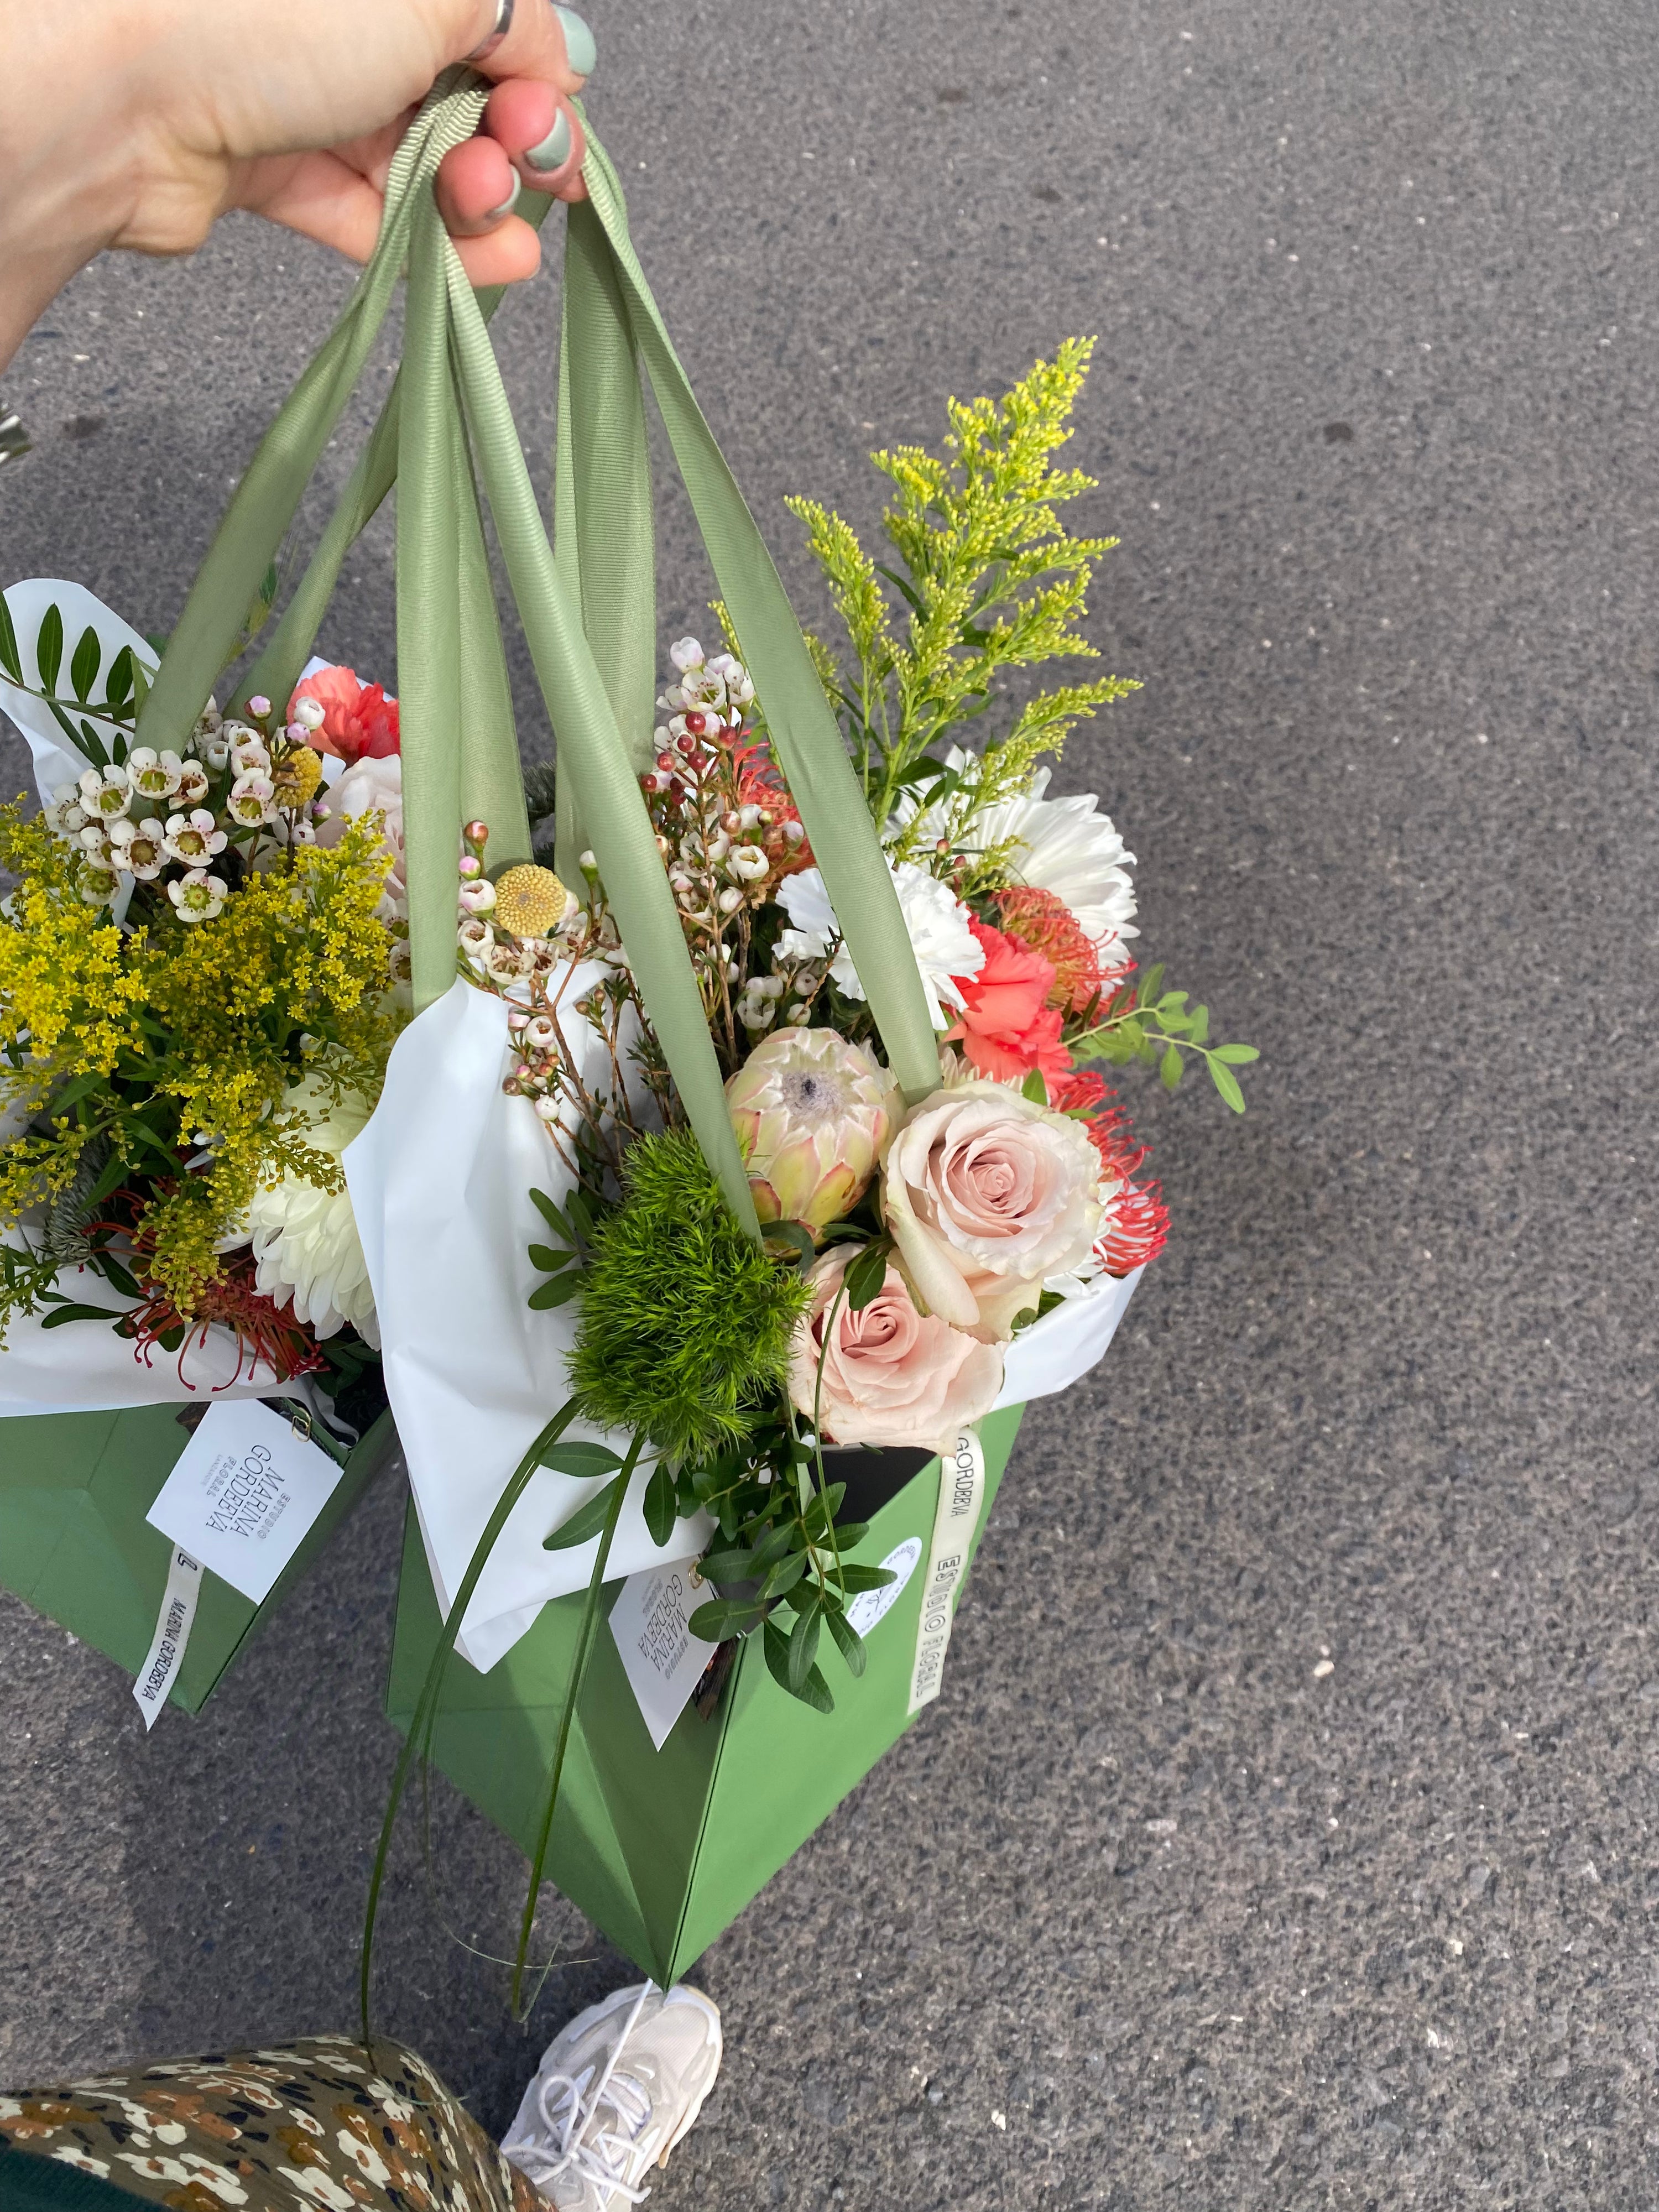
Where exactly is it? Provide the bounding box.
[560,136,943,1106]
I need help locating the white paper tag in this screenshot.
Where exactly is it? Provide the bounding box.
[847,1536,922,1637]
[609,1559,719,1751]
[144,1400,344,1604]
[908,1429,987,1714]
[133,1547,202,1731]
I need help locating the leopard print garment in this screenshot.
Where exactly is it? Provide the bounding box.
[0,2036,541,2212]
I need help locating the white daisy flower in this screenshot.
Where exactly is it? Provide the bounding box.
[246,1079,379,1345]
[776,859,983,1030]
[969,767,1139,953]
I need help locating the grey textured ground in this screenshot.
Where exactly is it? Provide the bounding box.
[3,0,1659,2203]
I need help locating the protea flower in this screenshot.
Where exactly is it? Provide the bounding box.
[726,1026,902,1232]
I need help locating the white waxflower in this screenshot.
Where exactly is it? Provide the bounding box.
[173,761,211,807]
[228,732,270,777]
[169,868,228,922]
[109,816,168,880]
[669,636,705,672]
[50,784,88,837]
[79,822,112,854]
[127,747,185,803]
[79,766,132,820]
[707,652,754,705]
[776,860,984,1030]
[458,878,497,915]
[486,939,533,982]
[79,864,119,907]
[163,808,227,865]
[729,844,770,881]
[246,1078,379,1345]
[198,732,232,774]
[457,916,492,956]
[227,771,276,827]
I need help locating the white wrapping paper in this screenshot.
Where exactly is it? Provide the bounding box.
[344,977,717,1673]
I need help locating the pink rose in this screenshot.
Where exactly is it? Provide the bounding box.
[791,1248,1003,1453]
[881,1082,1103,1340]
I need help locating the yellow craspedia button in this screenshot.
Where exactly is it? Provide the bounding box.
[493,863,569,938]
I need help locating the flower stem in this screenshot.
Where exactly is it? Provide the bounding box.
[509,1427,643,2020]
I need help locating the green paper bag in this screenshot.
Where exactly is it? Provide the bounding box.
[0,1402,397,1714]
[385,1405,1024,1985]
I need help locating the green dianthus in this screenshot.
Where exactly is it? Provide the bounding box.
[568,1130,810,1466]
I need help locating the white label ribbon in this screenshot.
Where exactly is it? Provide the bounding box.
[908,1428,986,1714]
[133,1547,203,1731]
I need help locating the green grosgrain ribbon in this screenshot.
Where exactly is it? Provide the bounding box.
[132,76,941,1236]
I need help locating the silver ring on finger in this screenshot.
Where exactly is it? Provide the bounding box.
[467,0,514,63]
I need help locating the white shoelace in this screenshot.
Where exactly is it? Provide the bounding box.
[509,1985,658,2207]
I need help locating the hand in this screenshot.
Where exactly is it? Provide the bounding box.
[0,0,594,373]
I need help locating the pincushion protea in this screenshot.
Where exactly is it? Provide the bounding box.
[993,885,1127,1014]
[725,1026,902,1232]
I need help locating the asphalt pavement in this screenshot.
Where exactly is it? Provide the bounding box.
[4,2,1659,2204]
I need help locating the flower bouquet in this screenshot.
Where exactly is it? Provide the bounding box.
[0,576,406,1714]
[0,72,1252,1984]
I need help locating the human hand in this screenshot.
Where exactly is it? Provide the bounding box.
[0,0,595,372]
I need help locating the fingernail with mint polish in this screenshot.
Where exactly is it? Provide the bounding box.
[485,173,523,221]
[554,7,597,76]
[526,109,573,173]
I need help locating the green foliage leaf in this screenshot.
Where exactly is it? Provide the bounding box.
[0,596,21,683]
[104,646,134,712]
[1137,963,1166,1008]
[1021,1068,1049,1106]
[835,1563,899,1594]
[35,603,62,693]
[761,1220,817,1269]
[40,1301,128,1328]
[541,1441,625,1479]
[762,1549,810,1601]
[688,1596,766,1641]
[1213,1044,1261,1065]
[528,1243,573,1274]
[787,1596,822,1689]
[529,1186,573,1242]
[825,1605,867,1677]
[698,1547,760,1584]
[528,1274,583,1310]
[643,1462,677,1548]
[1160,1044,1182,1091]
[69,625,101,705]
[842,1240,890,1313]
[542,1474,623,1550]
[1209,1059,1247,1114]
[764,1615,834,1713]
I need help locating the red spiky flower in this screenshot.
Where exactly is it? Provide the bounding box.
[1048,1065,1170,1275]
[993,886,1128,1014]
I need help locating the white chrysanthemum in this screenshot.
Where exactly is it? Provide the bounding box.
[776,860,983,1030]
[893,749,1139,956]
[246,1079,379,1345]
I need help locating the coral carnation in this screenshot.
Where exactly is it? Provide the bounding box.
[289,666,400,764]
[945,919,1071,1082]
[993,885,1126,1014]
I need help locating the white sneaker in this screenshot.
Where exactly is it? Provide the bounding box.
[501,1981,723,2209]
